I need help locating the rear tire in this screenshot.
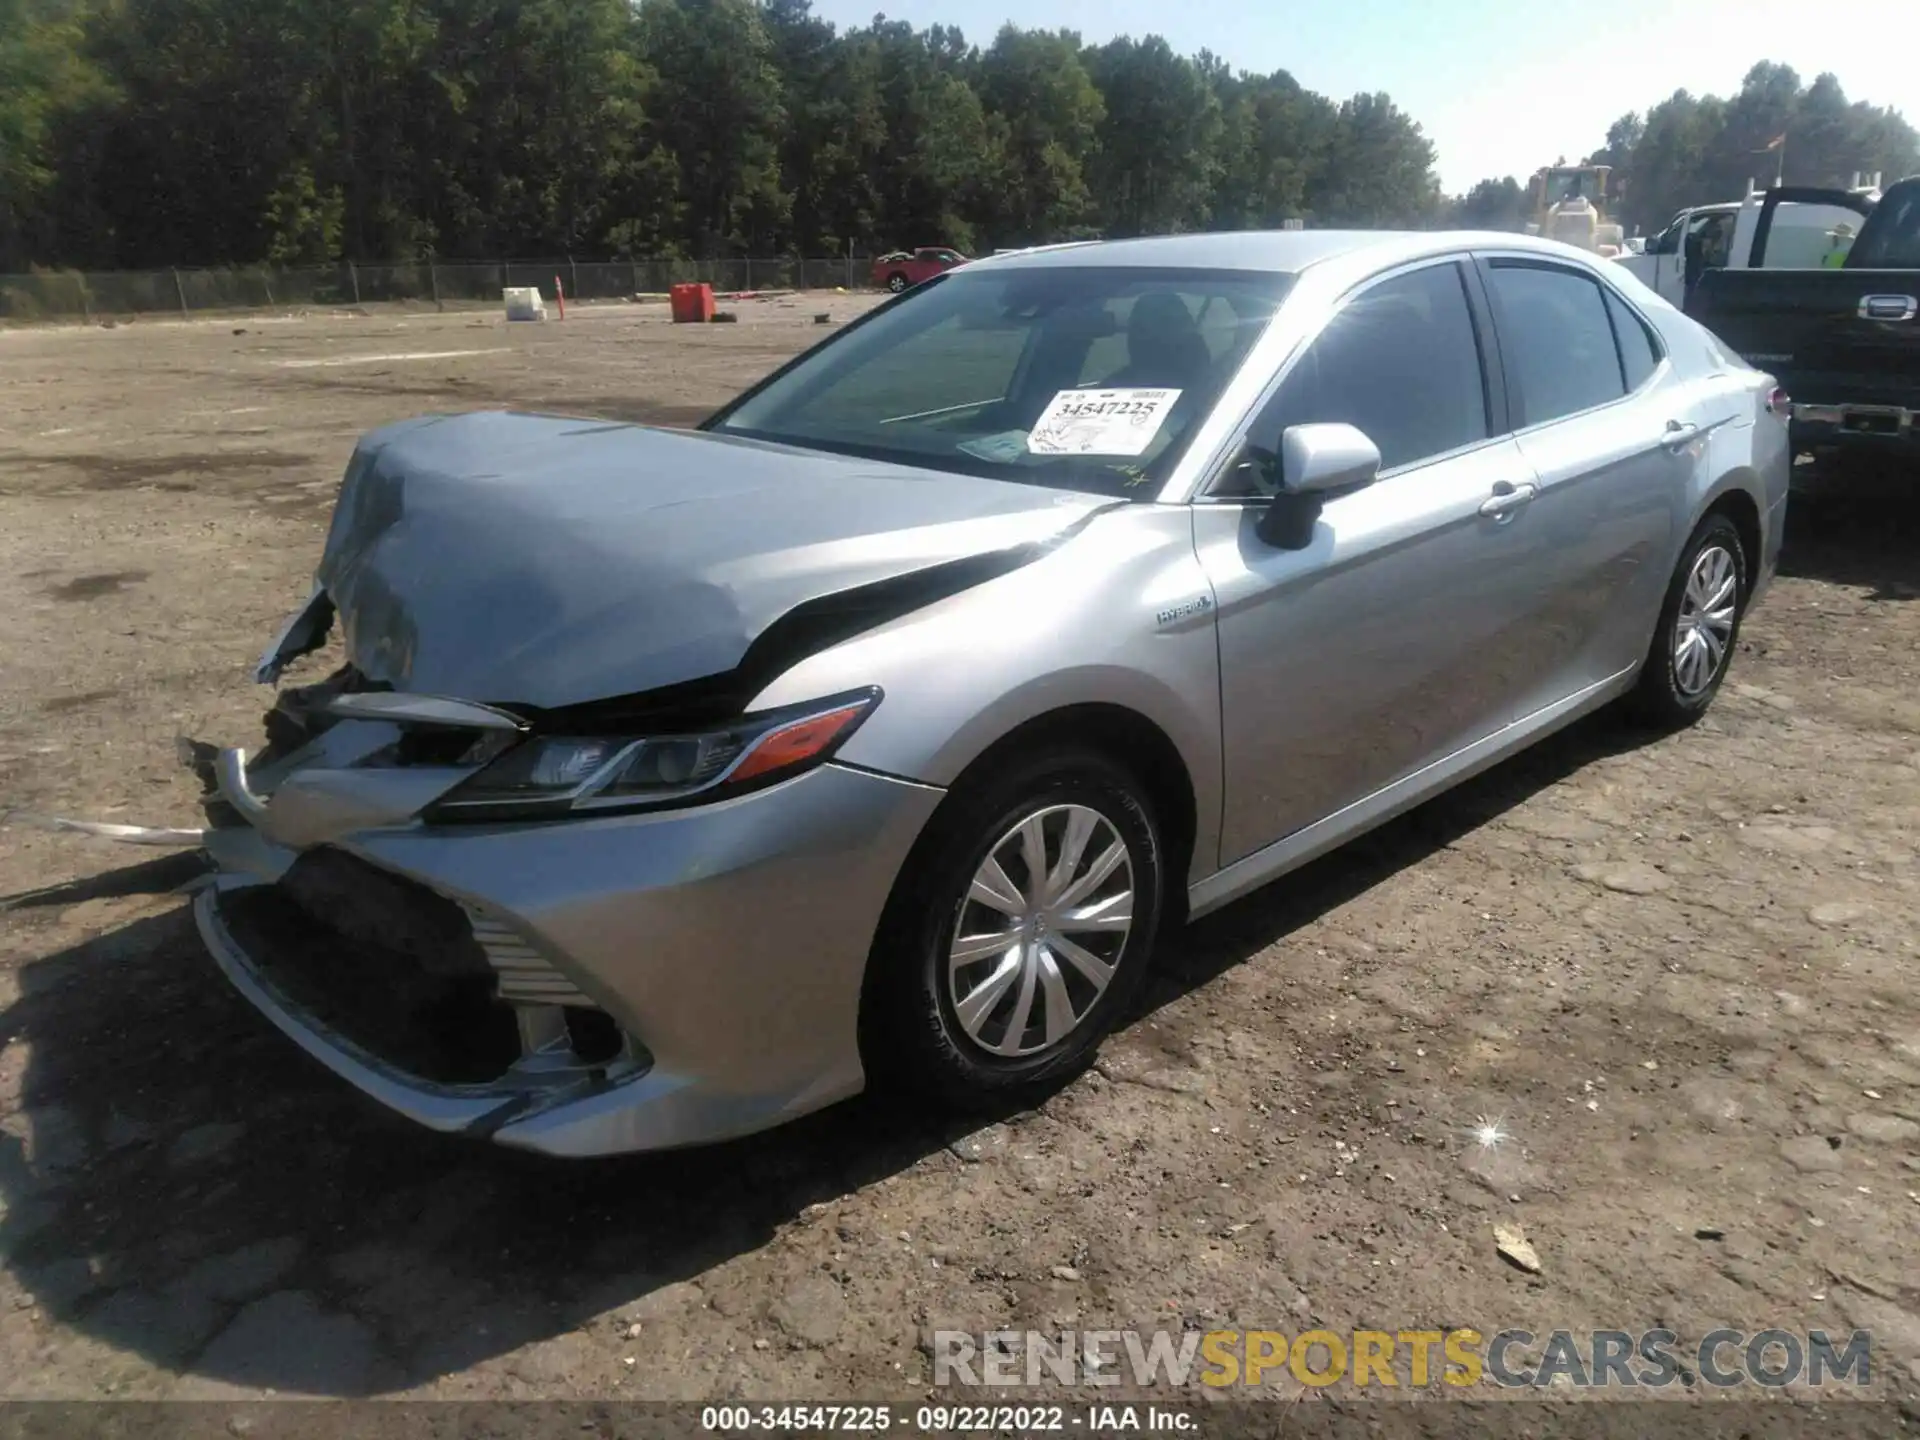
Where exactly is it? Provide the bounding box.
[1625,512,1748,729]
[862,747,1163,1108]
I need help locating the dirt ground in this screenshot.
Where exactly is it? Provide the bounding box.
[1,296,1918,1416]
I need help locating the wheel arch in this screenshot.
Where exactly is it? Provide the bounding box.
[854,700,1198,1079]
[1699,483,1762,599]
[904,701,1198,922]
[958,704,1198,917]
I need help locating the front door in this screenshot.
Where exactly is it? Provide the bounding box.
[1193,258,1546,865]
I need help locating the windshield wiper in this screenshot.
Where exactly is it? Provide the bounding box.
[878,397,1003,426]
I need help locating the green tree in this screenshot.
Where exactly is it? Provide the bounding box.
[1613,89,1727,233]
[1085,36,1221,237]
[1312,92,1440,226]
[854,17,1004,252]
[633,0,787,255]
[975,26,1104,244]
[764,0,889,254]
[1598,66,1918,235]
[0,0,111,269]
[1452,176,1528,231]
[1204,69,1336,229]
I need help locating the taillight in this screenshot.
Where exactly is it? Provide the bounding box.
[1766,386,1791,418]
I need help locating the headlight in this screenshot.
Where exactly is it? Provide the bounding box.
[425,688,880,822]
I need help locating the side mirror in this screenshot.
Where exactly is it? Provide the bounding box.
[1253,423,1381,550]
[1279,423,1382,496]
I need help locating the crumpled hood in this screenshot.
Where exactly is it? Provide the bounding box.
[315,411,1108,710]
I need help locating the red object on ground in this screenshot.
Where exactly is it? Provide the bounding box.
[670,282,717,323]
[554,275,566,319]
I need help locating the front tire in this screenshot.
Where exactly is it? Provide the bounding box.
[863,748,1163,1107]
[886,272,909,293]
[1625,512,1748,729]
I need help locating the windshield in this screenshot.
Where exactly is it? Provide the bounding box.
[1547,170,1602,202]
[707,266,1294,499]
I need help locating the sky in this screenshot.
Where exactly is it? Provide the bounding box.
[809,0,1915,194]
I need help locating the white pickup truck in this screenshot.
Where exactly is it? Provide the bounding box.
[1615,185,1877,309]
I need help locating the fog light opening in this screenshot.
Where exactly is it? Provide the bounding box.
[564,1007,625,1066]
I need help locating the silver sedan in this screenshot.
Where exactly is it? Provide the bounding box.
[189,230,1790,1155]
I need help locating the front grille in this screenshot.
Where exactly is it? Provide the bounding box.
[223,846,621,1083]
[459,904,597,1008]
[220,884,522,1084]
[280,849,489,979]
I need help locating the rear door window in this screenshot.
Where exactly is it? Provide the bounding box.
[1486,263,1628,425]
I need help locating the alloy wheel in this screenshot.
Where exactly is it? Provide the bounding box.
[947,803,1134,1058]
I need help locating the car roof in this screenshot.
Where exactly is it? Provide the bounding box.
[965,229,1602,276]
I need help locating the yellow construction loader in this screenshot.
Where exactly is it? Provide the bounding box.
[1527,164,1622,254]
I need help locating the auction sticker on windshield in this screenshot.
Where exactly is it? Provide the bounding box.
[1028,388,1181,457]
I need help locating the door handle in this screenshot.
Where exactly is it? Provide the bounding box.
[1479,480,1538,519]
[1858,294,1917,322]
[1662,420,1702,451]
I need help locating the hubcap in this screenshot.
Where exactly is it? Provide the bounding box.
[947,804,1135,1058]
[1672,543,1738,697]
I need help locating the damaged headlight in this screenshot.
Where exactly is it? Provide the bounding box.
[426,688,881,821]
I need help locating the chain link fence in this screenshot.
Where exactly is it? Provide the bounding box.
[0,256,880,323]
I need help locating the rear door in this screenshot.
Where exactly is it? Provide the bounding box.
[1476,256,1700,717]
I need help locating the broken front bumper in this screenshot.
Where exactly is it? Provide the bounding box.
[196,752,943,1157]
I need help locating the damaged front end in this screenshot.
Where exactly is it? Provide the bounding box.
[186,652,656,1143]
[181,568,949,1153]
[182,624,939,1156]
[109,412,1104,1151]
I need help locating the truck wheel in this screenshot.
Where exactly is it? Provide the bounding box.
[1625,512,1747,729]
[862,747,1163,1107]
[886,272,909,293]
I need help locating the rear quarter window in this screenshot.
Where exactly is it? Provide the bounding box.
[1603,288,1662,391]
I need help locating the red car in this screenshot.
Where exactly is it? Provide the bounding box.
[871,246,969,293]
